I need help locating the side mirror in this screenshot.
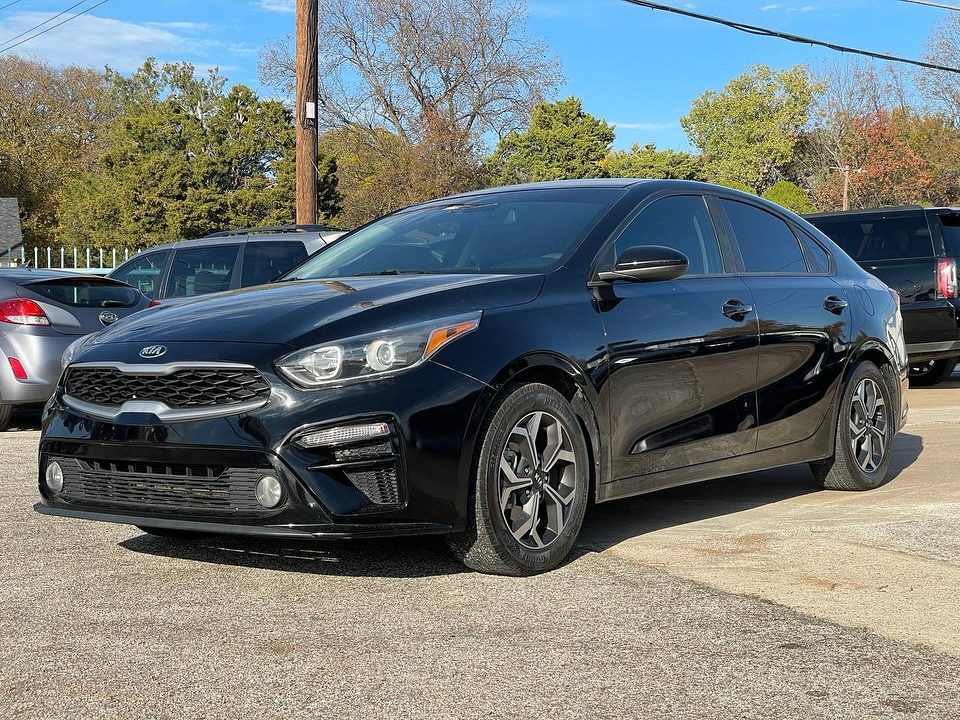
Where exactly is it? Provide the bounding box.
[596,245,689,283]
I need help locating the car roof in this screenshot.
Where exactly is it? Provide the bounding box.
[130,224,344,254]
[805,205,960,219]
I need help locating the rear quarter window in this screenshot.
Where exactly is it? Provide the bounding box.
[936,214,960,257]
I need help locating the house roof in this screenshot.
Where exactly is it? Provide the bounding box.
[0,198,23,260]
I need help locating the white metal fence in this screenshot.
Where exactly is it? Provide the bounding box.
[1,246,136,274]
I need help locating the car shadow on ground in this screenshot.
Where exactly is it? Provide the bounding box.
[577,431,923,553]
[5,407,42,432]
[120,532,470,578]
[120,432,923,578]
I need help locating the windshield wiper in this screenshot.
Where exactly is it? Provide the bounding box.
[353,269,432,276]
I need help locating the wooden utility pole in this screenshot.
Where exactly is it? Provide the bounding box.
[830,165,863,211]
[295,0,318,225]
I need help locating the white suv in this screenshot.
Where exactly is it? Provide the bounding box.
[109,224,345,300]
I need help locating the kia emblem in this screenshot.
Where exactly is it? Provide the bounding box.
[99,311,119,326]
[139,345,167,359]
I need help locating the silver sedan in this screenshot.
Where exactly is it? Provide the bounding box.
[0,269,151,430]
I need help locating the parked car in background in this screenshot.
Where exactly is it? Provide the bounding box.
[37,180,907,575]
[0,269,151,431]
[806,206,960,386]
[109,224,345,301]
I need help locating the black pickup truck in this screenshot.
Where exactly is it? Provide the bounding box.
[806,206,960,386]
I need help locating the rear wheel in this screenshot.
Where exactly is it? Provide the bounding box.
[908,357,957,387]
[0,403,11,432]
[810,360,894,491]
[447,383,590,576]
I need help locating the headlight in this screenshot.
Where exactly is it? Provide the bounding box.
[61,333,96,369]
[275,311,481,388]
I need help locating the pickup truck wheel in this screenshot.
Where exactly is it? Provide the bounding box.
[810,361,894,491]
[908,357,957,387]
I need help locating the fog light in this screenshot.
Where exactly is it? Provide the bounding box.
[295,422,390,448]
[255,474,283,508]
[45,461,64,493]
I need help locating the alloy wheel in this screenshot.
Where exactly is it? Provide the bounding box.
[498,410,578,549]
[849,377,888,474]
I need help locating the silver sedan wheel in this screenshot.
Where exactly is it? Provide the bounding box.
[849,377,888,474]
[498,410,578,550]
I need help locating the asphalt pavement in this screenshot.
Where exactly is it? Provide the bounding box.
[3,386,960,719]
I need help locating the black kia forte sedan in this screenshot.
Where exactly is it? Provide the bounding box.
[35,180,908,575]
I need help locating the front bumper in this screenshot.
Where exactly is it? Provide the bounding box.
[36,359,489,538]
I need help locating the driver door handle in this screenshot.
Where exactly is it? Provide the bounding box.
[722,299,753,321]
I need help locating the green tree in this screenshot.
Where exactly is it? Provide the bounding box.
[0,55,115,250]
[59,59,340,249]
[602,143,703,180]
[762,181,816,214]
[681,65,823,193]
[486,97,614,185]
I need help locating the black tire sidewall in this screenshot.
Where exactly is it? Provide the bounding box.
[476,384,590,574]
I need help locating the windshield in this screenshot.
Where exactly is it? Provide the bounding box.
[287,188,621,279]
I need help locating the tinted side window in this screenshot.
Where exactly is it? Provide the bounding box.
[166,245,240,297]
[937,214,960,257]
[615,195,723,275]
[721,199,806,273]
[110,250,169,299]
[798,231,831,274]
[809,215,932,261]
[241,241,308,286]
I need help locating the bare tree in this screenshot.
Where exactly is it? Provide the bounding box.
[259,0,562,165]
[918,12,960,120]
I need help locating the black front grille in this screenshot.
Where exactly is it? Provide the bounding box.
[54,456,282,516]
[65,366,270,408]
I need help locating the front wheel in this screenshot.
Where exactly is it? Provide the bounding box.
[908,357,957,387]
[447,383,590,576]
[810,360,895,491]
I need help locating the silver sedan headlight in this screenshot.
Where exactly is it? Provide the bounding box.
[275,311,481,388]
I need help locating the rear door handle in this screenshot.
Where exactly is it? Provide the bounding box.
[823,296,848,314]
[722,299,753,321]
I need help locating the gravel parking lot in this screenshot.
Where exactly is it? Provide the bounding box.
[4,379,960,719]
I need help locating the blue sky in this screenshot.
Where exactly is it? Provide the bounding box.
[0,0,951,151]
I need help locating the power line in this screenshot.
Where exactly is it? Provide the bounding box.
[897,0,960,10]
[621,0,960,75]
[0,0,109,54]
[0,0,27,11]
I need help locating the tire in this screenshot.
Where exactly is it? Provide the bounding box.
[447,383,590,576]
[908,357,957,387]
[0,403,11,432]
[810,360,895,491]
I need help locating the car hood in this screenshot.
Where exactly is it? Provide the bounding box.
[89,273,545,348]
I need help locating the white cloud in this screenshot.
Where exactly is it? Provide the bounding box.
[612,122,675,131]
[760,4,781,10]
[0,11,257,78]
[255,0,295,14]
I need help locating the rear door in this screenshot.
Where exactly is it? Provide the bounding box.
[165,244,240,298]
[719,198,851,450]
[239,241,308,287]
